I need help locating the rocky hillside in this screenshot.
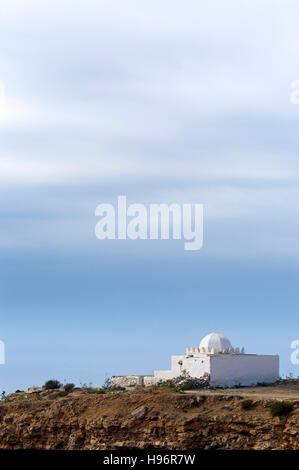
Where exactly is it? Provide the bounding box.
[0,387,298,450]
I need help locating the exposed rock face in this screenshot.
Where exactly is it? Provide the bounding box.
[0,389,298,450]
[131,405,148,419]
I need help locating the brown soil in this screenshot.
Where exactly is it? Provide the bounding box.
[188,378,299,399]
[0,381,298,450]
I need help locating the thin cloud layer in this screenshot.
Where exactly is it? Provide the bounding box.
[1,1,299,257]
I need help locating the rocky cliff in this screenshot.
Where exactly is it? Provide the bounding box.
[0,388,298,450]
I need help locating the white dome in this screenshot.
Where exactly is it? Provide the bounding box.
[199,332,232,354]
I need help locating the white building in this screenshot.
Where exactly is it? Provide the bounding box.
[111,332,280,388]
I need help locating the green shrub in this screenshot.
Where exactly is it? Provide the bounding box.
[109,385,126,392]
[84,388,104,394]
[157,379,175,389]
[270,401,293,417]
[240,399,253,410]
[102,378,111,389]
[43,380,62,390]
[179,382,193,391]
[154,371,210,392]
[64,383,75,392]
[49,390,68,399]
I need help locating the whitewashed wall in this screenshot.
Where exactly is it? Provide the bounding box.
[154,354,210,380]
[209,354,279,387]
[143,376,158,386]
[178,355,211,378]
[111,353,279,388]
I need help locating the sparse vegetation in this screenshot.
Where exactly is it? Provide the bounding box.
[270,401,293,417]
[109,385,126,392]
[84,388,105,394]
[153,371,210,392]
[0,384,298,450]
[241,399,254,410]
[102,378,111,389]
[155,379,175,390]
[43,380,62,390]
[49,390,68,399]
[102,377,125,392]
[64,383,75,393]
[79,381,93,389]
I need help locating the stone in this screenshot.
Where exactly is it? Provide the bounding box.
[131,406,148,419]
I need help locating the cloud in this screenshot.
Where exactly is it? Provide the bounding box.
[1,1,299,257]
[1,149,298,187]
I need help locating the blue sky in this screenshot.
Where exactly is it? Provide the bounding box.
[1,0,299,392]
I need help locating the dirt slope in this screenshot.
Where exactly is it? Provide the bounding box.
[0,386,298,450]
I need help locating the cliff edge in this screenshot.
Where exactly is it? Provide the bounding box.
[0,385,298,450]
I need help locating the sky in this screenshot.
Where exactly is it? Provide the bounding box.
[1,0,299,392]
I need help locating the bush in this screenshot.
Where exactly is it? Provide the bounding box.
[85,388,107,394]
[49,390,68,399]
[179,381,193,391]
[102,378,111,389]
[240,399,253,410]
[43,380,62,390]
[64,383,75,393]
[155,372,210,392]
[270,401,293,417]
[108,385,126,392]
[155,379,175,389]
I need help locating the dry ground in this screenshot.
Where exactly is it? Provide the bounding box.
[1,381,298,449]
[186,378,299,399]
